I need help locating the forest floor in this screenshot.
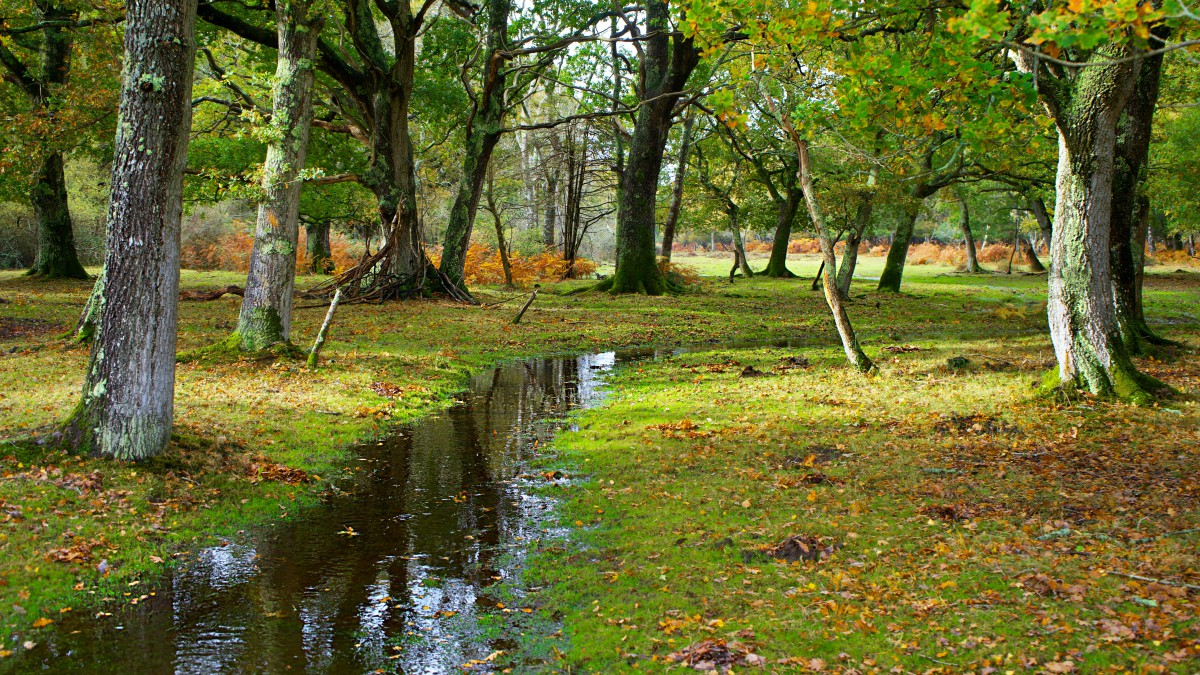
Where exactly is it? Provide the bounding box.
[0,254,1197,672]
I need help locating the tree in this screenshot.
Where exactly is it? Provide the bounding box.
[438,0,512,290]
[199,0,438,291]
[233,0,325,352]
[692,137,752,279]
[65,0,197,459]
[955,186,985,273]
[0,1,120,279]
[1111,26,1173,351]
[961,0,1182,401]
[717,106,804,278]
[659,109,695,261]
[596,0,700,295]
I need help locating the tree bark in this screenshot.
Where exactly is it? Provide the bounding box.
[1022,236,1046,272]
[485,168,514,289]
[729,209,752,279]
[795,139,872,372]
[65,0,197,459]
[660,111,695,261]
[878,203,921,291]
[957,191,983,273]
[836,194,873,297]
[234,0,324,351]
[1030,196,1053,254]
[306,220,333,274]
[5,3,89,279]
[28,152,88,278]
[440,0,511,288]
[761,189,801,277]
[1111,33,1169,350]
[1037,48,1155,401]
[602,0,699,295]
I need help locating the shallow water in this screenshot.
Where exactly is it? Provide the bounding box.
[21,338,809,674]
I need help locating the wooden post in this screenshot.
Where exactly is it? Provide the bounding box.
[307,288,341,368]
[513,286,539,324]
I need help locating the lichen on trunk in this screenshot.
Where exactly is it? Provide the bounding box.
[64,0,198,459]
[234,0,324,352]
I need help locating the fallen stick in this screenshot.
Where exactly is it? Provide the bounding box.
[1107,571,1200,592]
[307,288,341,369]
[512,286,539,324]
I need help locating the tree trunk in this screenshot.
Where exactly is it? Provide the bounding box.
[65,0,197,459]
[234,0,323,351]
[729,210,752,279]
[1030,196,1053,254]
[28,152,88,279]
[761,189,800,277]
[609,102,675,294]
[543,170,558,249]
[602,0,699,295]
[485,169,514,289]
[1044,55,1155,401]
[440,0,510,288]
[11,3,89,280]
[660,111,695,261]
[794,140,872,372]
[1111,35,1169,350]
[306,220,333,274]
[878,204,920,291]
[1022,236,1046,272]
[958,193,983,273]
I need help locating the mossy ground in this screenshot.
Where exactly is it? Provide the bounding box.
[522,258,1200,673]
[0,254,1197,671]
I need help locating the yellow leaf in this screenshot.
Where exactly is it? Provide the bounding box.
[807,490,818,502]
[31,618,52,628]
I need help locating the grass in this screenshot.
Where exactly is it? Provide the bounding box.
[518,260,1200,673]
[0,253,1197,671]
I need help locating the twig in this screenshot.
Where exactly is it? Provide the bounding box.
[919,654,962,667]
[307,289,341,369]
[1106,571,1200,592]
[1131,528,1200,545]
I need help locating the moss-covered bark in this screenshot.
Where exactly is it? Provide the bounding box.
[440,0,511,289]
[28,152,88,279]
[605,0,699,295]
[1111,34,1170,352]
[306,220,333,273]
[878,206,919,292]
[761,191,801,278]
[234,0,324,352]
[65,0,197,459]
[1032,45,1158,403]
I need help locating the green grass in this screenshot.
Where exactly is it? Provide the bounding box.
[520,258,1200,673]
[0,254,1197,670]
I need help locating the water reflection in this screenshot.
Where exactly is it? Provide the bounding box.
[25,352,616,674]
[23,340,809,674]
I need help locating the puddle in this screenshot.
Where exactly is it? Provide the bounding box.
[18,338,811,673]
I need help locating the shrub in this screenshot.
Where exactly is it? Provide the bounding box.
[429,243,598,286]
[978,243,1014,263]
[179,220,359,275]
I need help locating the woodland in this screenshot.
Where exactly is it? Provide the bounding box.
[0,0,1198,673]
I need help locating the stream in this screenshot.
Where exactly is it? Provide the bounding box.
[21,338,807,674]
